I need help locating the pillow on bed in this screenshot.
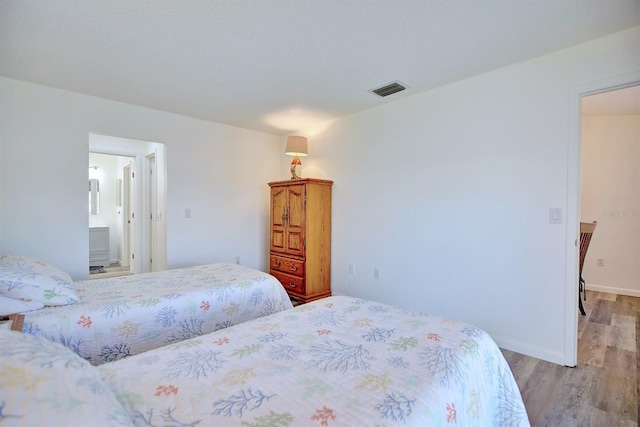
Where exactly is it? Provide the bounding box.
[0,293,44,315]
[0,329,134,426]
[0,254,79,306]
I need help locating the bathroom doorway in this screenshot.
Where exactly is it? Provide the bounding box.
[89,133,167,275]
[88,152,135,278]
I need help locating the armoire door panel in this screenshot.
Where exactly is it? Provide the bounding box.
[286,231,304,256]
[271,188,287,228]
[287,185,305,229]
[271,230,285,252]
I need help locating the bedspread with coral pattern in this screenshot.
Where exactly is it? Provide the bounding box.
[99,295,530,426]
[22,263,293,365]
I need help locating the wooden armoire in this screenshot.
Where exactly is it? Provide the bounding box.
[268,178,333,303]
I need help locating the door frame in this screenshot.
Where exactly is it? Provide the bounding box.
[123,163,132,268]
[146,151,158,272]
[564,71,640,367]
[89,133,167,274]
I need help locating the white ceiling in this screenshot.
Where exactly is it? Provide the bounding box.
[1,1,639,136]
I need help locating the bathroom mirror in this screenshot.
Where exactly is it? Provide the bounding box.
[89,179,100,215]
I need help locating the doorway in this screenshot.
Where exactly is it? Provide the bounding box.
[579,85,640,296]
[564,72,640,367]
[88,133,167,275]
[88,152,135,277]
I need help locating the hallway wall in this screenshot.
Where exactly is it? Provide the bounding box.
[581,114,640,296]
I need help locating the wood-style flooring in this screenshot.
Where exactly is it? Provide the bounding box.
[501,290,638,426]
[89,264,132,279]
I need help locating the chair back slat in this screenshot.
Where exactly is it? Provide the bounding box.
[579,221,597,274]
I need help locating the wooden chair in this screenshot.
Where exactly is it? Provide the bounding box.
[578,221,597,315]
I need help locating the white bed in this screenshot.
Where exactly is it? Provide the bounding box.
[0,295,529,426]
[15,261,293,365]
[99,295,530,426]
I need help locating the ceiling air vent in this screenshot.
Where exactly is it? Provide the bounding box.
[370,81,407,97]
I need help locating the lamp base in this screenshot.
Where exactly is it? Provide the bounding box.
[290,156,302,179]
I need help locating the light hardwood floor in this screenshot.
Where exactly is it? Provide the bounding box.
[501,290,638,426]
[89,264,132,279]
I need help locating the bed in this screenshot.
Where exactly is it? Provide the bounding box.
[0,255,293,366]
[0,295,529,426]
[98,295,528,426]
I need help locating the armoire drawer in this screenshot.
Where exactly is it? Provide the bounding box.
[271,270,305,295]
[270,255,304,277]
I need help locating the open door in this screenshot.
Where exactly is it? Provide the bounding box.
[123,162,134,272]
[147,151,157,272]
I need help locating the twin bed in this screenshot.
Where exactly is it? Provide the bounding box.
[0,255,529,425]
[1,295,530,426]
[17,262,293,365]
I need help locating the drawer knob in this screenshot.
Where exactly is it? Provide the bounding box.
[288,281,297,288]
[289,265,298,271]
[274,260,281,267]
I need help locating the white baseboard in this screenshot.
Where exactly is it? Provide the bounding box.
[493,336,566,366]
[585,283,640,298]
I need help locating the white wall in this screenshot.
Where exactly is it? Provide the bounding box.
[581,114,640,296]
[283,26,640,364]
[0,77,280,280]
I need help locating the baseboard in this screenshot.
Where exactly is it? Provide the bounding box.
[585,283,640,298]
[493,336,566,366]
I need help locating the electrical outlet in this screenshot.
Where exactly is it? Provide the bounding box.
[184,208,191,218]
[597,258,605,267]
[235,256,240,265]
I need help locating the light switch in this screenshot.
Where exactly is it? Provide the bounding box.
[549,208,562,224]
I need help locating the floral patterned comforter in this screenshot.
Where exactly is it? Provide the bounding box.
[22,263,293,365]
[99,296,530,426]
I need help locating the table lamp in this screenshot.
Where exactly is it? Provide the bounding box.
[285,136,308,179]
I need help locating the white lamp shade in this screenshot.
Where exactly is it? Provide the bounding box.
[285,136,308,157]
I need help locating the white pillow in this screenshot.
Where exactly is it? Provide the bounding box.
[0,329,135,426]
[0,254,79,306]
[0,293,44,316]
